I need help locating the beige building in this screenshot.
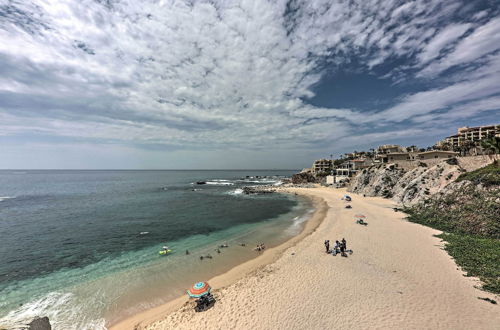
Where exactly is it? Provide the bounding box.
[438,124,499,148]
[386,152,418,162]
[377,144,404,154]
[312,159,332,174]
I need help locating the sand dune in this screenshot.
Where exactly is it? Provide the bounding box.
[113,187,499,330]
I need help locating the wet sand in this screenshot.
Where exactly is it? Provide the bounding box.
[111,187,499,330]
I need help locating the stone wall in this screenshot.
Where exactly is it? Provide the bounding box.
[457,154,500,172]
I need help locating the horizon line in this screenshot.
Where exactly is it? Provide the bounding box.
[0,168,301,171]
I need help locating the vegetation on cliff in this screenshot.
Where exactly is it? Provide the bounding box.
[456,160,500,186]
[404,162,500,293]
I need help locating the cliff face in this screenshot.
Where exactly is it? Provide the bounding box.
[404,162,500,237]
[348,160,463,205]
[348,164,405,198]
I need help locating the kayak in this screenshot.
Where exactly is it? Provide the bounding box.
[159,249,172,255]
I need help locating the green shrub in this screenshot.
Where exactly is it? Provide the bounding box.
[456,161,500,186]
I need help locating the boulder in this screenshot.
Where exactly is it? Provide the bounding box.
[28,317,51,330]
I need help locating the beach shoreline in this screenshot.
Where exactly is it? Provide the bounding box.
[109,190,328,330]
[111,186,500,330]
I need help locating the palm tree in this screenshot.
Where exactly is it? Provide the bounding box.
[462,140,476,156]
[480,137,500,155]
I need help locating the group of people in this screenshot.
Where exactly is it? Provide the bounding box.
[196,242,261,260]
[324,238,349,257]
[167,241,265,261]
[254,243,266,251]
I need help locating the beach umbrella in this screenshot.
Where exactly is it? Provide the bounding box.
[355,214,365,218]
[187,281,211,298]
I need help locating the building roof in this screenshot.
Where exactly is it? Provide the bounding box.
[418,150,458,155]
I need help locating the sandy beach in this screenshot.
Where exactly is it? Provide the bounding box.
[111,187,499,330]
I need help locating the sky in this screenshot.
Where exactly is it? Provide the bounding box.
[1,0,500,169]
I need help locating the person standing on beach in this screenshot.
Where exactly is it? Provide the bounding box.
[342,238,347,250]
[324,240,330,253]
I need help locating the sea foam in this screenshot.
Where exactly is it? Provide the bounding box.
[0,292,106,330]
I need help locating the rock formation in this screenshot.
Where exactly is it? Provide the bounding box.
[349,158,465,205]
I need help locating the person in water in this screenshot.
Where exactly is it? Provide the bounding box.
[186,250,190,255]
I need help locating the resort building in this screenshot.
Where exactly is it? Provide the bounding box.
[344,151,367,159]
[332,158,371,178]
[386,152,418,162]
[376,144,404,154]
[312,159,332,174]
[437,124,499,148]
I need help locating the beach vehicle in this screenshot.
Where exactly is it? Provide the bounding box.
[159,245,172,255]
[187,281,216,312]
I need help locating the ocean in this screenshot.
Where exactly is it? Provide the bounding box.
[0,170,313,329]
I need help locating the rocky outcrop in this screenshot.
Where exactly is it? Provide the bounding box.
[349,160,465,205]
[392,161,462,205]
[349,164,406,198]
[28,317,51,330]
[291,172,318,184]
[242,186,275,194]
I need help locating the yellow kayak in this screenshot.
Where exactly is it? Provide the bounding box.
[159,249,172,255]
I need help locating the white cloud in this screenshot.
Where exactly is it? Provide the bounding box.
[419,17,500,77]
[0,0,499,168]
[417,23,471,64]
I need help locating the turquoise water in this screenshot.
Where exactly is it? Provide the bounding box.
[0,170,312,329]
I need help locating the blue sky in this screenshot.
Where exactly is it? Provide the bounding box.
[1,0,499,169]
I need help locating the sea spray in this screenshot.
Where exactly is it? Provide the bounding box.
[0,292,106,330]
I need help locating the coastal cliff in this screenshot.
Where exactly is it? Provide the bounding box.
[348,155,500,206]
[348,159,463,205]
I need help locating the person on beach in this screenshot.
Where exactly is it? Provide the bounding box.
[324,240,330,253]
[216,248,221,254]
[342,238,347,250]
[339,242,346,257]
